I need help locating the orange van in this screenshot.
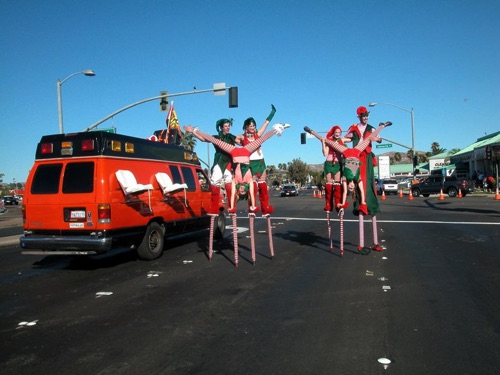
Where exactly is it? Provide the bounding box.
[20,130,226,260]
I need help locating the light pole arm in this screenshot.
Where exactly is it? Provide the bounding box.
[83,86,231,132]
[375,101,411,114]
[57,70,95,134]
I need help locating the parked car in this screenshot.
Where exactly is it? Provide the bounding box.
[397,178,412,189]
[3,196,19,205]
[411,175,474,197]
[281,185,298,197]
[376,179,399,195]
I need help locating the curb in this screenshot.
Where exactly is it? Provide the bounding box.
[0,235,21,248]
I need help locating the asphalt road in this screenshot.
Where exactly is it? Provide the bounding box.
[1,193,499,374]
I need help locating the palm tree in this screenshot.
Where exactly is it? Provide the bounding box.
[431,142,445,155]
[394,152,402,163]
[182,132,196,151]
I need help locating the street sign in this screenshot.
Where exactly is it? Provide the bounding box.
[376,144,392,149]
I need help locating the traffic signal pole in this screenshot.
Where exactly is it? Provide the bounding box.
[82,84,237,132]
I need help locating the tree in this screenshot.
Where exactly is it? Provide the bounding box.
[431,142,445,155]
[287,158,309,185]
[394,152,402,163]
[278,163,287,171]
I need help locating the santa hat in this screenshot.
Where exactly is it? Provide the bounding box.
[356,106,369,116]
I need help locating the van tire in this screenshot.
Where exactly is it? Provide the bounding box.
[214,213,226,239]
[137,222,165,260]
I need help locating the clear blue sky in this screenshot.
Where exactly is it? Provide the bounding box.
[2,0,499,184]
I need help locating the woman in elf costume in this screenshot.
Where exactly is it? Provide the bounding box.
[322,125,349,212]
[236,105,277,216]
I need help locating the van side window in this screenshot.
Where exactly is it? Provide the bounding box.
[181,166,196,190]
[169,165,183,185]
[31,164,63,194]
[197,169,210,192]
[63,162,94,193]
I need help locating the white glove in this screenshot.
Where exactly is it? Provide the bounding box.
[273,123,290,136]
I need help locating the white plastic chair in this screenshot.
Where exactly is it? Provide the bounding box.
[116,170,154,195]
[155,172,188,194]
[115,170,154,213]
[155,172,188,206]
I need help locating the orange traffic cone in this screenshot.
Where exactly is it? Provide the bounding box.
[457,188,463,198]
[318,190,322,198]
[313,190,317,198]
[408,189,414,200]
[439,188,445,200]
[381,190,386,200]
[399,188,403,198]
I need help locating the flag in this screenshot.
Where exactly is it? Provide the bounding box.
[165,101,183,145]
[166,100,179,130]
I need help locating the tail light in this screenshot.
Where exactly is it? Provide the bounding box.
[22,205,26,224]
[98,204,111,224]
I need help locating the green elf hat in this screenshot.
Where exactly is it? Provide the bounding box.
[216,118,233,133]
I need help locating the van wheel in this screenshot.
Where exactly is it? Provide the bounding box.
[137,222,165,260]
[214,213,226,240]
[448,187,457,197]
[412,189,420,197]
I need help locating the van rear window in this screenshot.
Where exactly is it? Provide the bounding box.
[31,164,63,194]
[62,162,94,193]
[31,162,94,194]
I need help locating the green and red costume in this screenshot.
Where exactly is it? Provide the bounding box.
[345,123,380,216]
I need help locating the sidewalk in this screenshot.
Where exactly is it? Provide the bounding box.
[0,207,23,247]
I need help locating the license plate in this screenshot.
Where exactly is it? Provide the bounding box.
[70,210,86,219]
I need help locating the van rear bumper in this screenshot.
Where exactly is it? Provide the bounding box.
[20,235,113,255]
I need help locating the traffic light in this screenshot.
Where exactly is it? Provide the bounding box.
[485,146,492,160]
[160,91,168,112]
[229,87,238,108]
[300,132,306,144]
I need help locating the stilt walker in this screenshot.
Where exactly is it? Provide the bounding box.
[184,122,289,266]
[304,119,392,254]
[345,107,387,254]
[320,125,350,255]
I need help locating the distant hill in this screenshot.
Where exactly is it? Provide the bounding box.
[375,150,415,164]
[307,150,419,172]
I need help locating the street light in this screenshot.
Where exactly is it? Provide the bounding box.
[368,102,415,154]
[57,69,95,134]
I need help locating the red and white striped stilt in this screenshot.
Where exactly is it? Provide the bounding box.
[208,215,216,260]
[266,216,274,259]
[231,213,239,267]
[326,211,334,251]
[249,213,256,264]
[339,209,344,257]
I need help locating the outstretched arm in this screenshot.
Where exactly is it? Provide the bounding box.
[354,121,392,152]
[184,126,235,154]
[257,104,276,136]
[304,126,347,154]
[244,123,289,154]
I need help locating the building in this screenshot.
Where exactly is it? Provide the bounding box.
[450,131,500,178]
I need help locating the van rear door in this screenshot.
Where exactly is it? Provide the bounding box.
[24,160,98,231]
